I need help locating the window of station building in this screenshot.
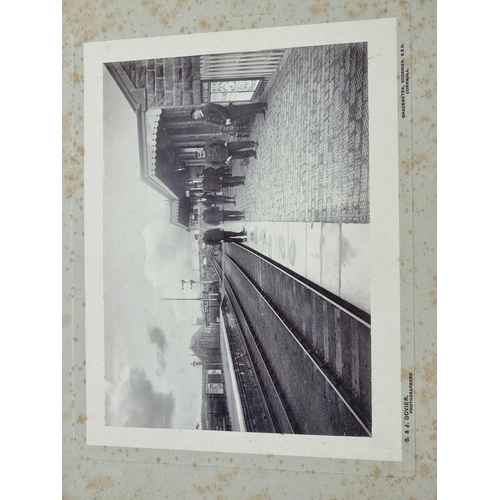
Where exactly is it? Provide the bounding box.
[202,79,261,103]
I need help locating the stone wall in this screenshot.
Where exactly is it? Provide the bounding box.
[121,56,202,109]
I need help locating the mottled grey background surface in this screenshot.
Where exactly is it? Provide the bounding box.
[62,0,436,498]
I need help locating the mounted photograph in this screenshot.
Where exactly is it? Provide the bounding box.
[85,19,402,460]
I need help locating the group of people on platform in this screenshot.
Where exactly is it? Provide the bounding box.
[189,101,268,247]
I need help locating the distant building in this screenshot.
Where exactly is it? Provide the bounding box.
[190,324,230,430]
[190,326,221,365]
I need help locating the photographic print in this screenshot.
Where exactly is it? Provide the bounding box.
[85,19,402,460]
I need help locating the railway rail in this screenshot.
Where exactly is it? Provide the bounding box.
[210,243,372,437]
[210,250,282,433]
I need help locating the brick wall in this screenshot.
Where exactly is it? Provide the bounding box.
[121,56,202,109]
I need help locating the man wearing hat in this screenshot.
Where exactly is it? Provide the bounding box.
[203,139,258,167]
[191,101,267,125]
[195,228,247,246]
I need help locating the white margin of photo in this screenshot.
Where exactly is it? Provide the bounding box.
[84,18,401,461]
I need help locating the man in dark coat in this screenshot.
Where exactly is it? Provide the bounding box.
[203,165,231,176]
[203,140,258,166]
[195,228,247,245]
[199,167,232,180]
[197,169,232,181]
[202,206,245,225]
[191,102,267,125]
[202,174,245,193]
[198,194,236,207]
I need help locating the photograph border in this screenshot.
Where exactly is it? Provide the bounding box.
[83,18,405,463]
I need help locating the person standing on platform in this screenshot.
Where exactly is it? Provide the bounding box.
[202,174,245,193]
[195,228,247,245]
[203,139,258,167]
[198,194,236,207]
[221,176,246,187]
[197,168,235,183]
[191,102,267,125]
[201,206,245,226]
[201,166,231,178]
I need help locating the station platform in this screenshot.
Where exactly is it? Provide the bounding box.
[221,220,371,314]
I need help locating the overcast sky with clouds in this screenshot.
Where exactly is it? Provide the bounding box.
[103,67,203,430]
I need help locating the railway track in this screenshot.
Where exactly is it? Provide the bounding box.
[211,251,282,433]
[217,242,372,437]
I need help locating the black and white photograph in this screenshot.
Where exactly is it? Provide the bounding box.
[84,20,401,460]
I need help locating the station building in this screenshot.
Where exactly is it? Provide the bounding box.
[105,50,286,232]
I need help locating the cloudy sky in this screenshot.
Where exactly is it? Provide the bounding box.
[103,67,203,430]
